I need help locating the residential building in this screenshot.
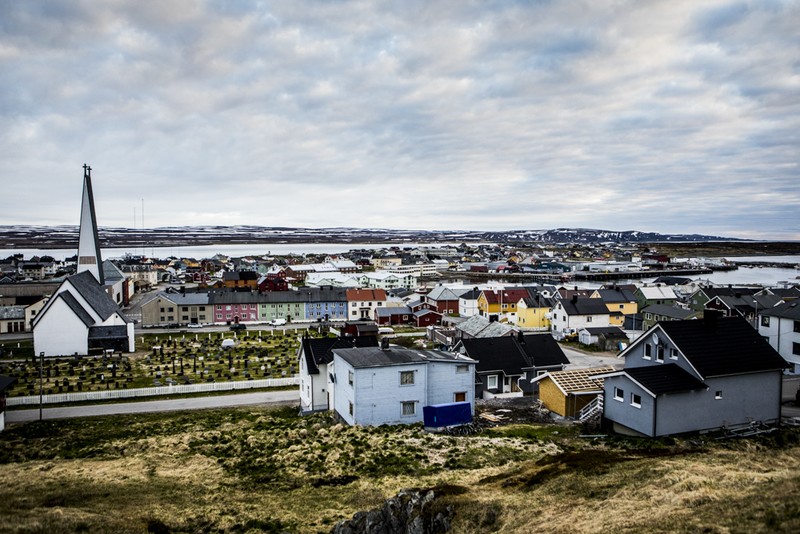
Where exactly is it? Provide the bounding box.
[516,293,555,330]
[346,289,387,320]
[590,287,638,327]
[550,297,611,339]
[758,300,800,374]
[331,344,476,426]
[458,288,482,317]
[458,333,569,398]
[640,304,700,330]
[634,285,678,311]
[531,367,616,418]
[595,315,788,437]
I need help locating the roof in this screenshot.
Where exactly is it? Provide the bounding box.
[461,333,569,374]
[581,326,627,337]
[301,336,378,374]
[594,288,637,304]
[0,306,25,320]
[346,288,387,301]
[334,346,469,369]
[375,306,412,317]
[622,365,707,395]
[481,289,531,305]
[155,291,211,306]
[102,260,126,282]
[657,316,788,377]
[67,271,125,322]
[426,286,467,302]
[636,286,678,300]
[532,367,616,394]
[558,297,610,316]
[641,304,698,320]
[88,325,130,340]
[761,300,800,320]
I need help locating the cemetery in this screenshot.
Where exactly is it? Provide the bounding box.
[0,328,315,399]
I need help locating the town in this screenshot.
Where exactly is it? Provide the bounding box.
[1,168,799,533]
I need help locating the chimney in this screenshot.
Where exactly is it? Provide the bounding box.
[735,292,741,299]
[517,331,524,343]
[380,337,390,350]
[703,308,722,329]
[572,295,578,304]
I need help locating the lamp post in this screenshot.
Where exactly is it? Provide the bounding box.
[39,351,44,421]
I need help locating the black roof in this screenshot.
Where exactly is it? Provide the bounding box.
[334,346,454,368]
[559,297,610,316]
[461,334,569,375]
[760,300,800,320]
[68,271,125,322]
[624,364,707,395]
[518,334,571,367]
[658,316,788,377]
[301,336,378,374]
[88,325,129,340]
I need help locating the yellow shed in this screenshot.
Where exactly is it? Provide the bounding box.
[532,367,616,418]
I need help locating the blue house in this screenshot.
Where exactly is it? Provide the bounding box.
[301,287,348,321]
[594,314,788,437]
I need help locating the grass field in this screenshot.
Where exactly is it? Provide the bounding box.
[1,405,799,533]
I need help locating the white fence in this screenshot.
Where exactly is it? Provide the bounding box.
[6,376,300,407]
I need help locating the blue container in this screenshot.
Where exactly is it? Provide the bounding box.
[423,402,472,429]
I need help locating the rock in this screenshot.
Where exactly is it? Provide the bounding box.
[332,488,453,534]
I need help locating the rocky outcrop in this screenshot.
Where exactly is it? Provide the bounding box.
[332,488,453,534]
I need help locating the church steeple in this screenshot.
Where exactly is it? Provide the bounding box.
[77,164,104,284]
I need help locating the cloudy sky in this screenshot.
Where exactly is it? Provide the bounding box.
[1,1,798,239]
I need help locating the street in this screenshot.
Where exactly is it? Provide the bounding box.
[5,389,299,423]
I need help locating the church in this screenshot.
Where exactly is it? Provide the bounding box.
[32,165,135,356]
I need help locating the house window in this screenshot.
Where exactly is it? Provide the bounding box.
[401,401,416,416]
[216,314,222,319]
[793,342,800,356]
[761,316,770,327]
[487,375,498,390]
[160,307,165,313]
[400,371,415,385]
[182,315,189,321]
[348,370,354,386]
[456,364,469,374]
[656,346,664,362]
[630,393,642,408]
[643,344,652,359]
[587,316,592,322]
[199,306,206,311]
[454,392,466,402]
[613,387,624,401]
[182,307,188,312]
[670,348,678,360]
[715,390,723,400]
[794,321,800,333]
[348,402,353,416]
[645,313,652,320]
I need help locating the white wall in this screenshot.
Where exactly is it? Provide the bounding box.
[33,298,90,356]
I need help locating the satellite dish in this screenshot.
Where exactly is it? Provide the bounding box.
[651,333,659,345]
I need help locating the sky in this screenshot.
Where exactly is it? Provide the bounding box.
[1,1,798,240]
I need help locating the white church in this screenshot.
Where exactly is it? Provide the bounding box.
[33,165,135,356]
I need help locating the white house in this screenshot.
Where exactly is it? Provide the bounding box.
[550,297,611,339]
[459,288,482,317]
[346,288,388,320]
[331,344,476,426]
[758,300,800,374]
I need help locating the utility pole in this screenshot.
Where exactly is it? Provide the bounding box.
[39,352,44,421]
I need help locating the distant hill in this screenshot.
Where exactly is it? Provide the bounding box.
[0,225,742,249]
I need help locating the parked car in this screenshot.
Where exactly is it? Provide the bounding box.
[187,323,202,328]
[230,323,247,331]
[269,318,287,326]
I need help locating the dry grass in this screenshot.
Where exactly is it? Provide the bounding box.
[1,407,799,533]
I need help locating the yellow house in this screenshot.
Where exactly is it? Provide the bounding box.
[590,288,638,327]
[516,295,554,330]
[477,289,531,320]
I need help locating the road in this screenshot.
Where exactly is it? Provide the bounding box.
[561,346,624,370]
[5,389,299,423]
